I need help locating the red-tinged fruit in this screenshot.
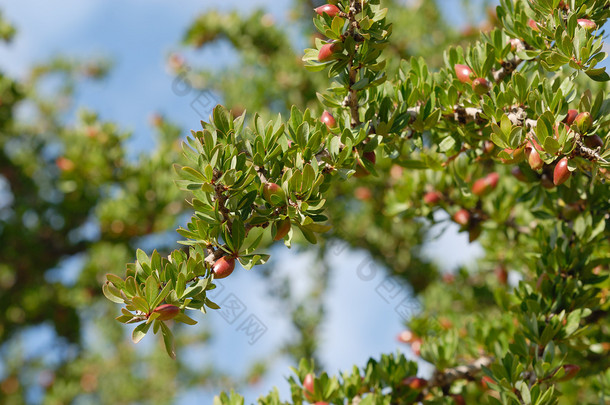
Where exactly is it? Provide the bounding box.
[320,110,336,128]
[574,111,592,133]
[511,166,528,182]
[564,109,578,126]
[56,157,75,172]
[528,19,539,31]
[397,330,417,344]
[553,157,570,186]
[453,209,470,227]
[584,134,603,149]
[540,173,555,189]
[152,304,180,321]
[500,146,525,164]
[318,43,338,62]
[263,182,286,205]
[273,218,291,241]
[411,339,422,356]
[527,147,543,171]
[472,177,489,196]
[454,64,474,84]
[212,256,235,279]
[577,19,596,30]
[472,172,498,196]
[486,172,499,189]
[402,376,427,390]
[451,394,466,405]
[481,376,494,389]
[303,373,315,401]
[468,223,482,242]
[472,77,490,95]
[423,191,443,205]
[314,4,340,17]
[495,266,508,284]
[557,364,580,381]
[354,186,372,201]
[354,151,376,178]
[483,140,495,154]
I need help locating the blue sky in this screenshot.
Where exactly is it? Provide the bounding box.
[0,0,501,403]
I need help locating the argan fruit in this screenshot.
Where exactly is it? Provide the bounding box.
[557,364,580,381]
[354,151,376,178]
[472,77,490,95]
[553,157,570,186]
[540,173,555,189]
[454,64,474,84]
[453,209,470,227]
[423,191,443,205]
[273,218,291,241]
[511,166,528,182]
[495,266,508,284]
[577,19,596,30]
[314,4,340,17]
[481,375,494,389]
[263,182,286,205]
[303,373,315,402]
[212,256,235,279]
[318,43,338,62]
[584,134,603,149]
[528,19,540,31]
[320,111,336,128]
[563,109,578,126]
[527,146,543,171]
[574,111,592,133]
[397,330,418,344]
[152,304,180,321]
[56,157,75,172]
[402,376,427,390]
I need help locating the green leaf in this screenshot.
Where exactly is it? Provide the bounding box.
[159,321,176,359]
[132,322,151,344]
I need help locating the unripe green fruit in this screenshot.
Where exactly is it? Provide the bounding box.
[574,111,592,133]
[212,256,235,279]
[263,182,286,205]
[553,157,570,186]
[320,111,336,128]
[318,43,338,62]
[152,304,180,321]
[472,77,490,95]
[454,64,473,84]
[314,4,340,17]
[273,218,291,241]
